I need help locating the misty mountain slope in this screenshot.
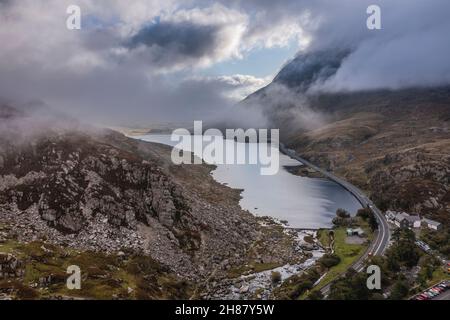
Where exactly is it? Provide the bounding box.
[242,50,351,135]
[272,50,349,91]
[0,105,301,287]
[244,51,450,228]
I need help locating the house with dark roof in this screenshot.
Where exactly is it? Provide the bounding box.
[392,212,422,229]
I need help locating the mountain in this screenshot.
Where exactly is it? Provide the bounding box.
[244,51,450,235]
[0,104,300,299]
[272,49,349,91]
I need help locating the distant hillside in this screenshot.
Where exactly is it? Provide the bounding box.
[244,51,450,232]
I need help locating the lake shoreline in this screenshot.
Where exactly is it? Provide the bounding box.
[132,134,362,230]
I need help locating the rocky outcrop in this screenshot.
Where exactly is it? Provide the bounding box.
[0,253,24,279]
[0,105,302,284]
[366,149,450,222]
[0,133,196,242]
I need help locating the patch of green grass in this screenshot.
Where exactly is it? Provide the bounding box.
[0,240,19,254]
[0,233,193,299]
[427,268,450,286]
[227,262,283,279]
[317,229,332,248]
[312,227,368,292]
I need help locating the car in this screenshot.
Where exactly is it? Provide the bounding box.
[430,288,441,294]
[432,289,440,293]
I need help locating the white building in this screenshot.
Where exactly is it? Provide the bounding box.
[386,211,442,231]
[422,218,442,231]
[386,210,396,221]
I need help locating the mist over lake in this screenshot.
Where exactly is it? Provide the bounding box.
[135,134,362,229]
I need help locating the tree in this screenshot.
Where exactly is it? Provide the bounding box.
[307,290,324,300]
[386,228,420,270]
[420,228,450,257]
[319,254,341,269]
[356,208,371,219]
[368,211,378,231]
[290,281,313,299]
[357,208,378,231]
[389,279,410,300]
[336,208,350,219]
[271,271,282,284]
[329,270,372,300]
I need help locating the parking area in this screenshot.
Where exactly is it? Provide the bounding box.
[412,280,449,300]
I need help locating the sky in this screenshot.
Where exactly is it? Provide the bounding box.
[0,0,449,126]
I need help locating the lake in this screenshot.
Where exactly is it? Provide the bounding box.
[133,134,362,229]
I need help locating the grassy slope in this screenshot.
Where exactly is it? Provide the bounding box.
[312,220,373,293]
[0,234,192,300]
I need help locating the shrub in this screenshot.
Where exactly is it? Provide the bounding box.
[319,254,341,269]
[336,208,350,219]
[290,280,313,299]
[356,208,371,219]
[271,271,282,284]
[307,290,324,300]
[389,279,410,300]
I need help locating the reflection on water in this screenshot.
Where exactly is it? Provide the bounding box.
[134,134,362,229]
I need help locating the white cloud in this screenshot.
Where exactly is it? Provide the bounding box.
[214,74,271,100]
[1,0,448,126]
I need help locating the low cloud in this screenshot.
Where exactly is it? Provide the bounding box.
[244,83,327,133]
[0,0,449,128]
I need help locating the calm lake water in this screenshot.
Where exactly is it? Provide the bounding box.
[134,134,361,229]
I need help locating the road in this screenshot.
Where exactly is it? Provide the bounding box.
[279,144,391,295]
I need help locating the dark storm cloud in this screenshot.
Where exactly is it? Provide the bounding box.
[1,0,450,127]
[127,21,220,67]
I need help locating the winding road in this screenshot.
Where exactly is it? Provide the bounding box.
[279,144,391,295]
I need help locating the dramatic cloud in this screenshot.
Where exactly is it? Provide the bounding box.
[0,0,449,126]
[239,0,450,91]
[309,0,450,91]
[128,22,221,62]
[124,4,247,71]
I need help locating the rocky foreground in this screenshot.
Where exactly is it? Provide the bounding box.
[0,104,308,299]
